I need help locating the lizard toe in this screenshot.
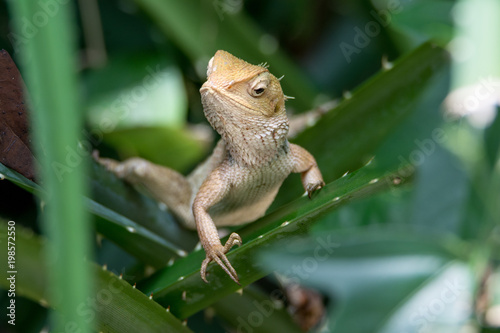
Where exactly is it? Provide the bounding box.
[223,232,242,252]
[201,244,240,284]
[306,181,325,198]
[200,257,211,283]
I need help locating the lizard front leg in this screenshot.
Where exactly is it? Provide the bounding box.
[290,144,325,197]
[193,163,242,284]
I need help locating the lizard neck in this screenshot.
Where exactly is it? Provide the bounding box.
[213,113,290,167]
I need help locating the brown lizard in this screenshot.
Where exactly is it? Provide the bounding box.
[96,50,325,284]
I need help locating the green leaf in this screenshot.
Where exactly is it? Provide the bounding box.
[88,199,188,267]
[8,1,92,331]
[410,144,470,236]
[0,220,193,333]
[484,108,500,170]
[0,162,42,195]
[299,43,448,174]
[213,286,303,333]
[386,0,455,50]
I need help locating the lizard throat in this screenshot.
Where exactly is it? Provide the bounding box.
[211,112,290,167]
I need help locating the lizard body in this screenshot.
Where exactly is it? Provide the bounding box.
[97,50,324,283]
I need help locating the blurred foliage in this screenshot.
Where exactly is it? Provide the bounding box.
[1,0,500,332]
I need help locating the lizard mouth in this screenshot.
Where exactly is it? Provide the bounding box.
[199,85,212,95]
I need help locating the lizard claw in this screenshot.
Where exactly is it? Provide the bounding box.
[93,150,122,173]
[200,232,242,284]
[306,181,325,198]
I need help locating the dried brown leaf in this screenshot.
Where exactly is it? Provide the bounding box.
[0,49,36,180]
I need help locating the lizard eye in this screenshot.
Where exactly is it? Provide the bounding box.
[254,87,265,95]
[249,80,268,97]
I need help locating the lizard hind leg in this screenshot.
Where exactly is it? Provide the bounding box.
[94,152,194,227]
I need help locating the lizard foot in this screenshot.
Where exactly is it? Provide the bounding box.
[93,151,148,179]
[306,180,325,198]
[200,232,242,284]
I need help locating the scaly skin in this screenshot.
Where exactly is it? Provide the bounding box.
[96,50,324,284]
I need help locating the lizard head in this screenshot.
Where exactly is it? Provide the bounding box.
[200,50,286,119]
[200,50,290,164]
